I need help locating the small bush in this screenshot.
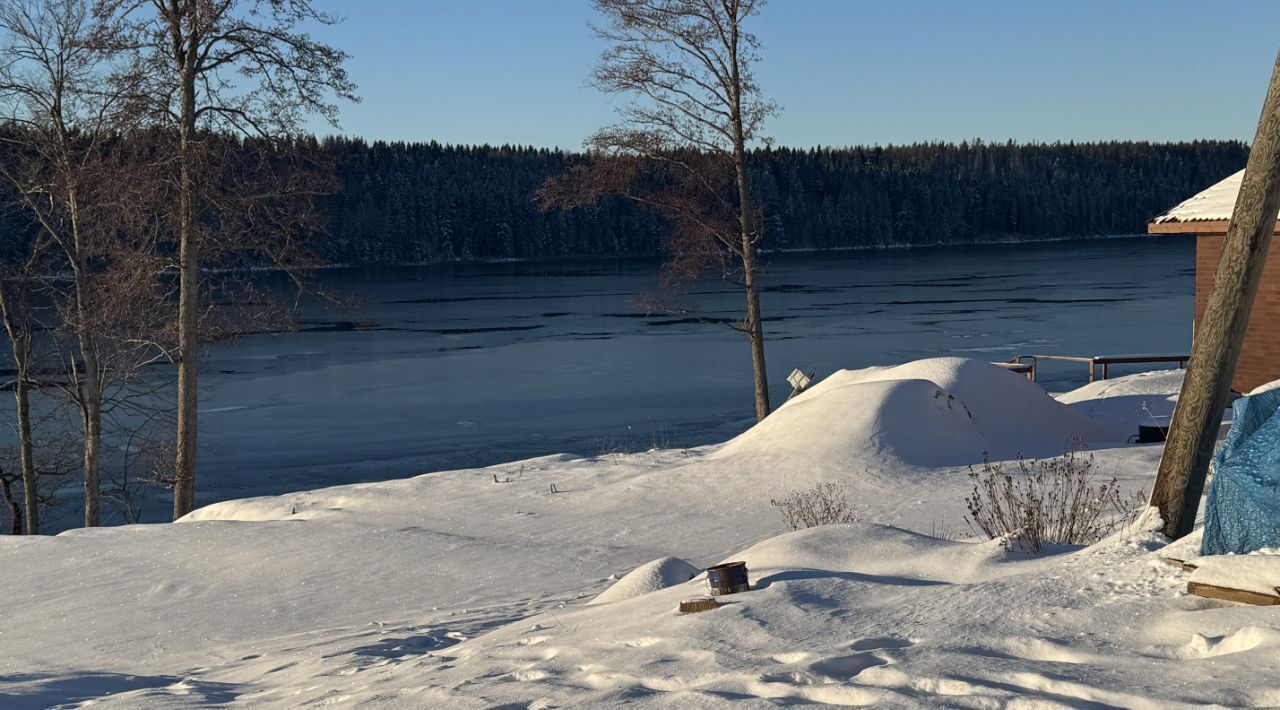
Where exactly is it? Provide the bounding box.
[772,482,858,531]
[964,441,1140,553]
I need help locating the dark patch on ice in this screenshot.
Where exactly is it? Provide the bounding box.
[385,291,633,305]
[644,316,785,327]
[881,296,1132,306]
[760,284,842,294]
[429,325,543,335]
[298,320,382,333]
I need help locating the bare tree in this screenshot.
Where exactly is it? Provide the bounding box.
[0,269,41,532]
[110,0,356,519]
[541,0,776,421]
[0,436,76,534]
[103,408,174,524]
[0,0,170,526]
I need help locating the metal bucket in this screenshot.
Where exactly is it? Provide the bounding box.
[706,561,750,596]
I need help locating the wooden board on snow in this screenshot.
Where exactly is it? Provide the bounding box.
[1188,581,1280,606]
[1187,554,1280,605]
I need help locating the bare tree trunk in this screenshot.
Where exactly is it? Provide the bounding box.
[14,362,37,533]
[68,189,105,527]
[1,474,20,535]
[1151,50,1280,539]
[80,378,102,527]
[1,286,39,534]
[173,26,200,520]
[728,10,769,422]
[740,237,769,420]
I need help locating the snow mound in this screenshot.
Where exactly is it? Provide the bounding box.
[717,357,1099,466]
[725,522,1019,585]
[589,556,701,605]
[1057,370,1185,441]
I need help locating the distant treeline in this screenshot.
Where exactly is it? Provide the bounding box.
[315,138,1247,264]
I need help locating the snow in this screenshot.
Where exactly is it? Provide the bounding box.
[1249,377,1280,395]
[717,357,1103,467]
[3,359,1278,708]
[1151,169,1280,224]
[1191,552,1280,598]
[1057,368,1188,439]
[590,556,701,605]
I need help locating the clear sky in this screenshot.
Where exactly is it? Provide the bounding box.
[310,1,1280,149]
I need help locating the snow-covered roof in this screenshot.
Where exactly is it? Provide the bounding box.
[1150,169,1271,225]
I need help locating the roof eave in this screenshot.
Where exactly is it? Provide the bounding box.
[1148,219,1230,234]
[1147,219,1280,235]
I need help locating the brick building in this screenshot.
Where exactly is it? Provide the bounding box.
[1149,169,1280,393]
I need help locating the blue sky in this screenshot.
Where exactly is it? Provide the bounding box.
[311,1,1280,149]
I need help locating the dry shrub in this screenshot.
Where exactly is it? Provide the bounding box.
[964,441,1140,553]
[772,482,858,531]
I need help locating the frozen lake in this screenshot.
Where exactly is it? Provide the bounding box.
[188,237,1193,511]
[10,236,1196,527]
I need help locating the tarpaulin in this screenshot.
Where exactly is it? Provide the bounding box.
[1202,388,1280,556]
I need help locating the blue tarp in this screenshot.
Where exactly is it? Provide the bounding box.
[1202,388,1280,556]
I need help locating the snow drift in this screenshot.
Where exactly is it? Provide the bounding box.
[717,357,1101,467]
[589,556,701,605]
[1057,369,1185,441]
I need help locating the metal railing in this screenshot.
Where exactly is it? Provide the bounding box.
[997,353,1190,383]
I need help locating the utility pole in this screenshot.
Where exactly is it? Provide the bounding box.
[1151,49,1280,539]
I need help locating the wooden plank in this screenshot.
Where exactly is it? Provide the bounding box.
[1188,581,1280,606]
[1162,557,1199,572]
[678,596,718,613]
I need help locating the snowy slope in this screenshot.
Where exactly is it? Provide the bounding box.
[1,361,1271,708]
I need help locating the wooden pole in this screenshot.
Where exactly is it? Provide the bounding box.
[1150,49,1280,539]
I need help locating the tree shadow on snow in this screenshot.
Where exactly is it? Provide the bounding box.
[753,568,949,590]
[0,671,240,709]
[945,673,1127,710]
[348,630,464,660]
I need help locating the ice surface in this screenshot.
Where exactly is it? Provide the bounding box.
[6,239,1194,532]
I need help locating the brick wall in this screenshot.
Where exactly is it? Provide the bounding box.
[1196,233,1280,392]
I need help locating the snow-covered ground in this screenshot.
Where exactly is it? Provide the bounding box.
[4,358,1275,708]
